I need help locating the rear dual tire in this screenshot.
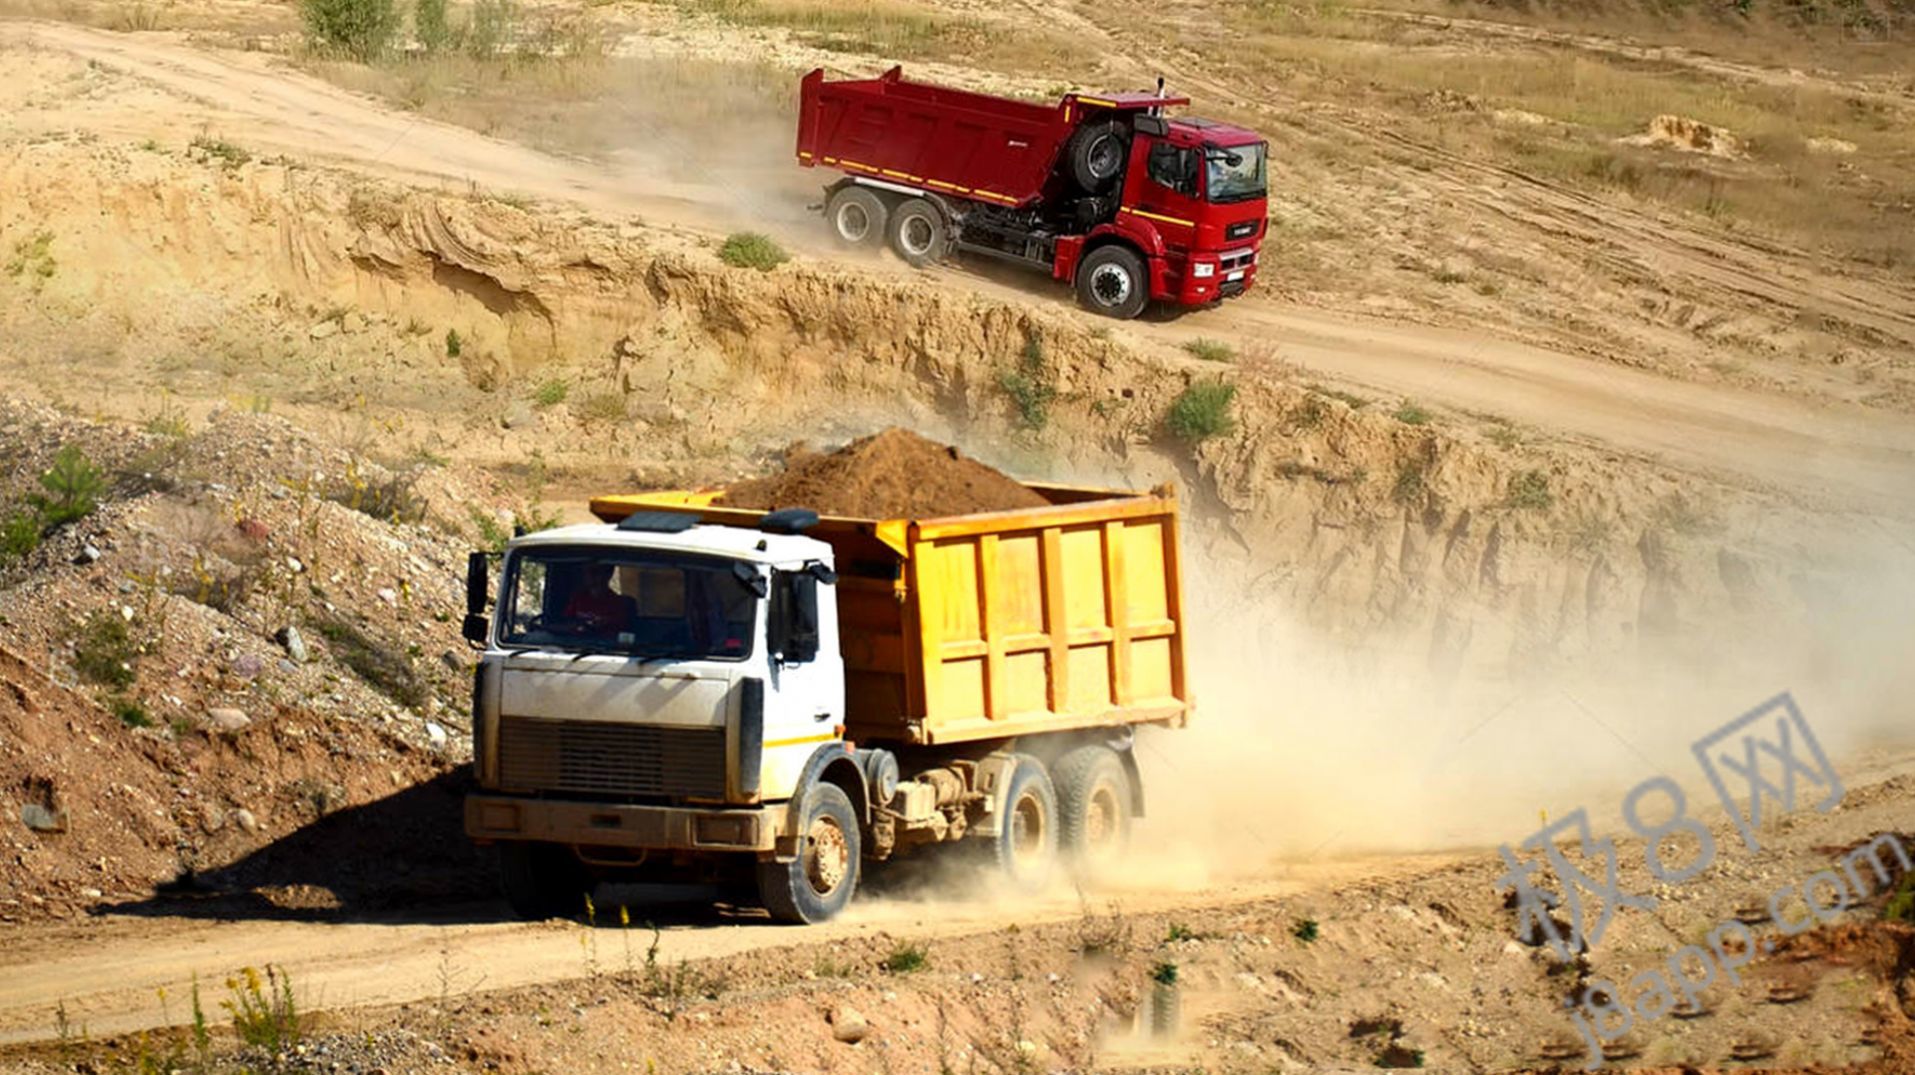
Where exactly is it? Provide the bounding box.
[826,186,888,248]
[887,198,947,268]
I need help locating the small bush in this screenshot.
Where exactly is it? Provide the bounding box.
[72,610,137,689]
[414,0,452,50]
[717,232,789,271]
[224,966,300,1052]
[31,444,107,530]
[1885,870,1915,924]
[1391,461,1426,505]
[1182,338,1234,363]
[1148,960,1178,986]
[299,0,399,58]
[190,136,251,171]
[1165,922,1196,943]
[326,459,429,524]
[999,337,1057,431]
[882,943,928,974]
[1506,469,1553,510]
[5,231,55,284]
[445,328,464,358]
[1166,381,1237,442]
[0,510,39,569]
[467,504,563,554]
[465,0,518,57]
[110,696,153,729]
[1292,917,1319,944]
[1394,401,1432,426]
[532,378,569,408]
[576,390,629,423]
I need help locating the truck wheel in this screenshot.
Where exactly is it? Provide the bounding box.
[1067,120,1129,195]
[1053,745,1132,871]
[991,755,1058,890]
[888,198,947,268]
[1076,245,1149,320]
[758,782,861,924]
[497,842,594,921]
[826,186,887,248]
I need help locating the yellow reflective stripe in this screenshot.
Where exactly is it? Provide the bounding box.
[764,732,840,749]
[925,178,972,193]
[1121,206,1195,227]
[880,168,923,181]
[798,150,814,159]
[1075,96,1116,107]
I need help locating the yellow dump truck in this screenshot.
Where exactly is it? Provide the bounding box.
[462,481,1191,922]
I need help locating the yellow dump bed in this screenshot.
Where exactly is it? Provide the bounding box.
[589,483,1191,746]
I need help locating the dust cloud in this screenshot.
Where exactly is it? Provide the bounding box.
[1127,535,1915,883]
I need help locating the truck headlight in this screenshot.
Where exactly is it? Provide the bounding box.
[1192,263,1216,279]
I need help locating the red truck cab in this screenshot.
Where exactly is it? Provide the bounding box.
[796,68,1269,320]
[1061,113,1268,312]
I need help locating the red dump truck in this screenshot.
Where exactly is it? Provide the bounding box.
[796,67,1269,319]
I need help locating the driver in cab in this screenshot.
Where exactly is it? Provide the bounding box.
[559,563,633,636]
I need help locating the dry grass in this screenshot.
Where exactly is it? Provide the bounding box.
[1218,3,1915,265]
[669,0,1094,75]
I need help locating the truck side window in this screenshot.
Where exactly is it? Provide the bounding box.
[1147,142,1196,197]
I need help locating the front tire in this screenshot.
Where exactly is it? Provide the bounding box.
[498,842,594,921]
[1076,244,1149,320]
[991,755,1058,891]
[888,198,947,268]
[758,782,862,924]
[1053,745,1132,874]
[826,186,888,248]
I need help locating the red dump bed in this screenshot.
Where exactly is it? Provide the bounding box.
[796,67,1067,208]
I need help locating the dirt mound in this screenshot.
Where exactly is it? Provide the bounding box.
[717,428,1048,519]
[1621,113,1747,158]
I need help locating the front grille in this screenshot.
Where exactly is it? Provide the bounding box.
[1219,248,1256,272]
[497,717,727,799]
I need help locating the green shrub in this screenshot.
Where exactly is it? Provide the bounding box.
[1165,922,1196,943]
[72,610,137,689]
[882,943,927,974]
[414,0,452,50]
[1506,469,1553,510]
[110,696,153,729]
[717,232,790,271]
[1166,381,1236,442]
[30,444,106,530]
[1181,337,1234,363]
[1885,870,1915,924]
[465,0,518,58]
[1394,401,1432,426]
[445,328,464,358]
[1292,917,1319,944]
[0,510,39,568]
[1149,960,1178,985]
[532,377,569,408]
[299,0,400,58]
[190,136,251,171]
[999,337,1057,431]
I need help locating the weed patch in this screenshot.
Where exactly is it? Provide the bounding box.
[224,966,300,1052]
[314,612,429,708]
[717,232,789,271]
[999,337,1057,431]
[882,942,928,974]
[71,609,138,689]
[1394,401,1433,426]
[1505,469,1553,510]
[1182,337,1235,363]
[190,136,252,171]
[1166,381,1237,442]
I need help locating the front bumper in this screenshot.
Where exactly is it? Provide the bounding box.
[465,794,784,853]
[1172,254,1259,305]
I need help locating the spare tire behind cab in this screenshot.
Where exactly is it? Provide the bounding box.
[1066,120,1129,195]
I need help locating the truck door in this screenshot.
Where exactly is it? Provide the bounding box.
[759,566,846,802]
[1123,136,1202,252]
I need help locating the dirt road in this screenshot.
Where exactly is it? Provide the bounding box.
[4,19,1913,513]
[0,856,1456,1045]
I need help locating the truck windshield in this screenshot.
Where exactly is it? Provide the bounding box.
[1205,143,1266,204]
[501,546,758,661]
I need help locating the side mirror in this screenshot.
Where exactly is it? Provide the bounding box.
[770,569,822,664]
[463,552,490,646]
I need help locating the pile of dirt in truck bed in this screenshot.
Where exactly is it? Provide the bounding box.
[717,428,1048,518]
